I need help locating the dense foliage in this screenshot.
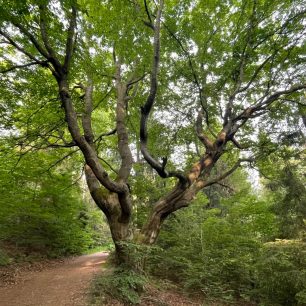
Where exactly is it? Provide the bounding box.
[0,148,110,261]
[147,164,306,305]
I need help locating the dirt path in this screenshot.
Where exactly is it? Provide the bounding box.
[0,252,108,306]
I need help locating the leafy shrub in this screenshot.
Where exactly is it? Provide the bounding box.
[0,150,108,259]
[90,267,147,305]
[148,192,278,302]
[0,196,94,257]
[255,240,306,305]
[150,215,259,301]
[0,249,11,266]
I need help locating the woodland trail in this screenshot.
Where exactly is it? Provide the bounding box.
[0,251,108,306]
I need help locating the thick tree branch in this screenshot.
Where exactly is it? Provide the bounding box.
[85,165,110,218]
[81,79,94,144]
[139,0,185,182]
[64,5,77,72]
[49,142,77,148]
[200,158,253,189]
[230,137,249,150]
[60,79,132,222]
[59,82,124,194]
[11,21,49,59]
[143,0,154,30]
[115,61,134,182]
[234,83,306,123]
[38,5,62,72]
[0,30,45,65]
[196,110,214,150]
[140,0,168,177]
[0,61,46,73]
[257,84,306,109]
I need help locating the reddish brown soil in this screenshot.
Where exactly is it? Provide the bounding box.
[0,252,108,306]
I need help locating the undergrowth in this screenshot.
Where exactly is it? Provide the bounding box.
[0,248,11,266]
[90,266,147,305]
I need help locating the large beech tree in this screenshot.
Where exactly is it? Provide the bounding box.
[0,0,305,263]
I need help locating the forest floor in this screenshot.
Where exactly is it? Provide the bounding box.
[0,251,108,306]
[0,251,252,306]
